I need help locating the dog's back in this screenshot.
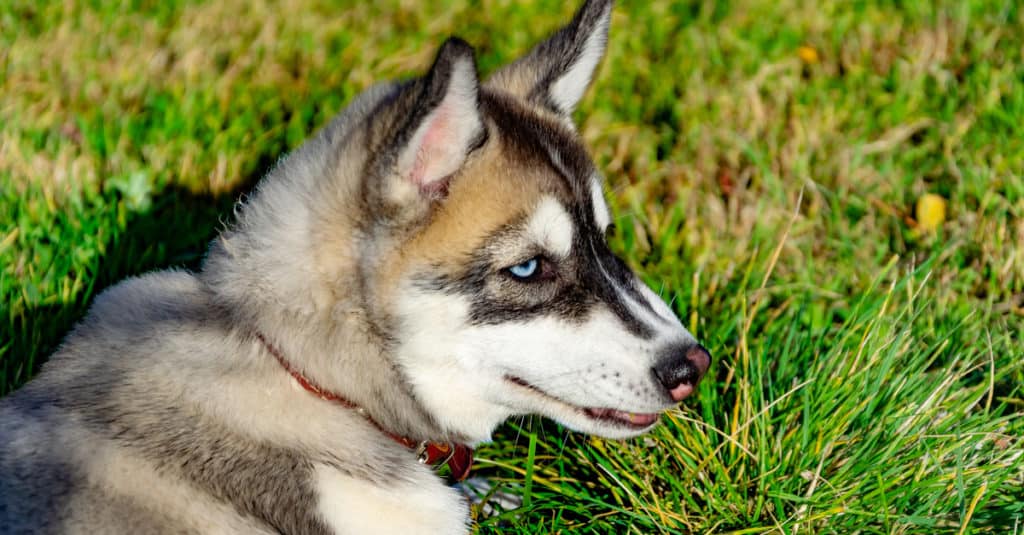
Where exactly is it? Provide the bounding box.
[0,272,277,534]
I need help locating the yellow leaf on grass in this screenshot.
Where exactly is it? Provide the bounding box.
[798,46,819,64]
[916,193,947,231]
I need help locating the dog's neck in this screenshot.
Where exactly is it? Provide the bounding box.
[203,244,463,445]
[254,331,473,481]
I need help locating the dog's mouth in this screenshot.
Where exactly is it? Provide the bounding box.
[504,375,660,430]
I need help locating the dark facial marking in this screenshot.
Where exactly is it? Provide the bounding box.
[480,91,592,199]
[412,92,661,338]
[420,218,656,339]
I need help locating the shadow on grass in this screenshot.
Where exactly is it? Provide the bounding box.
[972,484,1024,530]
[1,180,257,396]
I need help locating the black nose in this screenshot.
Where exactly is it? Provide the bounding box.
[652,344,711,402]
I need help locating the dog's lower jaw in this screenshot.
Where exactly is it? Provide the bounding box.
[398,358,665,443]
[501,377,663,440]
[403,365,516,445]
[537,407,660,440]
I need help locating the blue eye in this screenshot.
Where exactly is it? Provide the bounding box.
[508,258,540,279]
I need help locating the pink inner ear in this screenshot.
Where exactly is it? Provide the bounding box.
[401,89,481,199]
[408,102,455,190]
[396,51,483,200]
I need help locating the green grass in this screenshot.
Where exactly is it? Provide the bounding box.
[2,0,1022,532]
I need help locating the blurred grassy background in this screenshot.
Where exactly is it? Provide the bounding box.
[1,0,1022,532]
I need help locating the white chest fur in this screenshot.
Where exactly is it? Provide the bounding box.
[314,463,470,535]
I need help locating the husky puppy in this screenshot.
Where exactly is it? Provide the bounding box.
[0,0,711,533]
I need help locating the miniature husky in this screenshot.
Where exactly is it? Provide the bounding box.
[0,0,711,533]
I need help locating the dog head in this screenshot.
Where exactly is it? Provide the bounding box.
[344,0,711,443]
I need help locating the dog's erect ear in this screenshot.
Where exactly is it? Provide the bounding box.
[375,38,484,223]
[397,37,483,197]
[486,0,612,118]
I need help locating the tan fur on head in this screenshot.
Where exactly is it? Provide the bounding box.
[376,137,541,300]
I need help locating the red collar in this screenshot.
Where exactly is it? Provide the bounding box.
[255,332,473,481]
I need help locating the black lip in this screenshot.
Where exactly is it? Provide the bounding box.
[504,375,659,430]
